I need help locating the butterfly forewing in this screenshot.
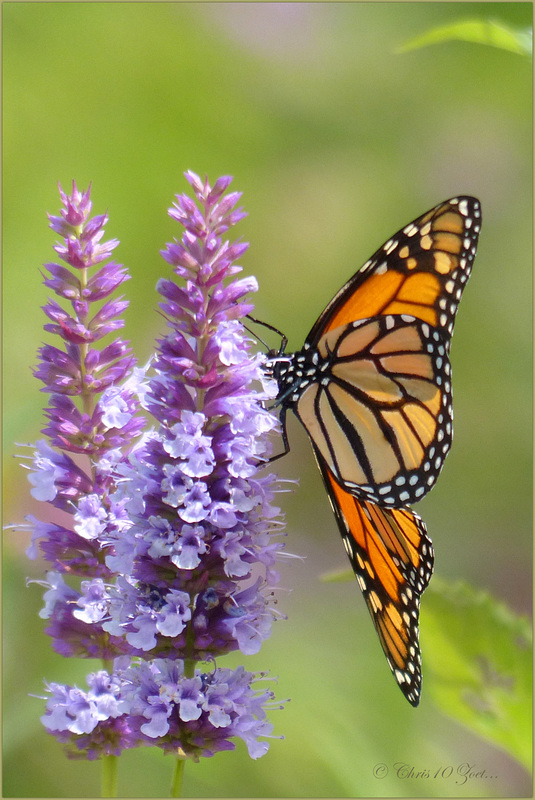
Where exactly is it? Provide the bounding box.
[305,196,481,346]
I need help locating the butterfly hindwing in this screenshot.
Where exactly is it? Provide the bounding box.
[318,456,433,707]
[291,314,453,506]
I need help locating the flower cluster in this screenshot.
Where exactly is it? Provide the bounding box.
[24,174,286,764]
[43,659,276,761]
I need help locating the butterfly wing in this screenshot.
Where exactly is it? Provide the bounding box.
[293,315,453,506]
[317,454,433,706]
[269,197,480,704]
[285,196,481,505]
[306,196,481,346]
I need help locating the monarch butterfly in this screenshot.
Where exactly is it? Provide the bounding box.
[264,196,481,706]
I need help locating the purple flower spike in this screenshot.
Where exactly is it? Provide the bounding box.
[22,174,288,772]
[26,183,146,573]
[102,175,287,678]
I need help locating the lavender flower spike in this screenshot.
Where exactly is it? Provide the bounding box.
[27,181,145,585]
[23,183,148,672]
[35,174,287,772]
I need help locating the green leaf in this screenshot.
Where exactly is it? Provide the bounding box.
[321,565,531,768]
[422,576,532,770]
[398,20,533,58]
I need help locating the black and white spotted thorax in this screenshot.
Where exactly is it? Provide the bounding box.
[268,343,332,408]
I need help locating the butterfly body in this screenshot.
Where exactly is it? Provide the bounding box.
[266,196,481,706]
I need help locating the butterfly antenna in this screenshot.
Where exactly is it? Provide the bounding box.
[246,314,288,355]
[242,320,270,349]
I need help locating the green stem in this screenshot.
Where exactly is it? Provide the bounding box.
[101,754,118,797]
[102,656,113,673]
[78,268,93,419]
[170,756,186,798]
[183,657,195,679]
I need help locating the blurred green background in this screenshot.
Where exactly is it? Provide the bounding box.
[3,2,532,797]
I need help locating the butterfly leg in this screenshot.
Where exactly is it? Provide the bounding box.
[265,405,291,464]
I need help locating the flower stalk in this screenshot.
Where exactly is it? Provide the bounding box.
[171,756,186,798]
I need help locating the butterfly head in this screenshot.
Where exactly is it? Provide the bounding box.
[263,351,294,400]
